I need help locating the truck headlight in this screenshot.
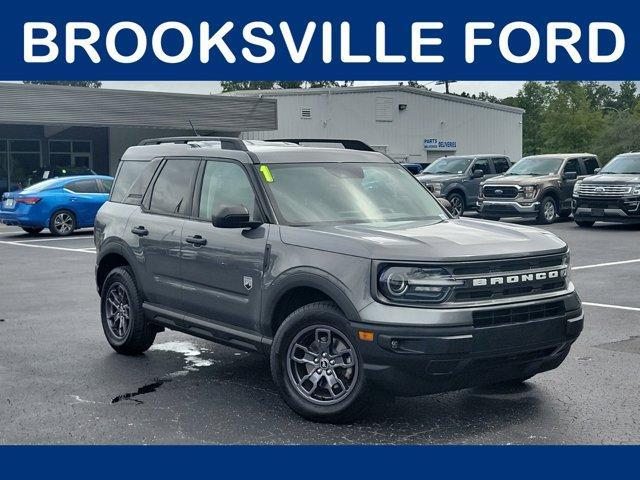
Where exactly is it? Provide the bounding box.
[378,266,463,304]
[522,185,537,199]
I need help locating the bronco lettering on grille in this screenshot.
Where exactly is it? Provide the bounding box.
[472,269,565,287]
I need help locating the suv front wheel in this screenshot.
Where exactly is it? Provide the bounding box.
[270,301,369,423]
[100,266,156,355]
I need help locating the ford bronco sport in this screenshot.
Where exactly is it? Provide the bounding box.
[572,152,640,226]
[478,153,599,224]
[94,137,583,423]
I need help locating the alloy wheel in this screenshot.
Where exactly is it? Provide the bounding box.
[543,200,556,222]
[105,282,131,340]
[449,195,464,216]
[286,325,358,405]
[53,212,74,234]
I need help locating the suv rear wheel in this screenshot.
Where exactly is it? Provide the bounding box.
[537,196,557,224]
[100,266,156,355]
[270,301,369,423]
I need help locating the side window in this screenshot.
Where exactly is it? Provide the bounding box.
[110,161,148,203]
[100,179,113,193]
[583,157,599,175]
[198,161,259,222]
[66,179,100,193]
[473,158,491,175]
[149,159,199,216]
[564,158,580,174]
[493,157,510,174]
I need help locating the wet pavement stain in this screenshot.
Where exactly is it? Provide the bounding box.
[111,379,171,404]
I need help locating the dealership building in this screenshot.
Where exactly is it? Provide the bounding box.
[235,85,523,164]
[0,83,277,194]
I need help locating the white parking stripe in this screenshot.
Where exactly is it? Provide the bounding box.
[0,240,95,253]
[583,302,640,312]
[11,236,94,243]
[573,258,640,270]
[0,231,24,235]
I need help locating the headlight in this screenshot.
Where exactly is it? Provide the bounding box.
[522,185,537,199]
[377,266,463,304]
[632,185,640,195]
[431,183,442,196]
[573,180,582,197]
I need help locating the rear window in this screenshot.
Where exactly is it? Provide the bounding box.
[110,159,160,204]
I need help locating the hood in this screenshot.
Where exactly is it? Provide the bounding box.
[581,173,640,184]
[484,174,559,186]
[279,218,567,262]
[416,173,465,183]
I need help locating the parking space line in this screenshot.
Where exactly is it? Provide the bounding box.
[0,231,25,235]
[0,240,95,254]
[573,258,640,270]
[11,236,94,243]
[583,302,640,312]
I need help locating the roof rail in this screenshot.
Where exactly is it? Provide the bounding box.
[138,136,248,151]
[268,139,376,152]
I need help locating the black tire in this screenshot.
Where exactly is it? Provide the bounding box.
[575,220,595,227]
[536,196,557,225]
[270,301,369,423]
[22,227,43,235]
[100,266,156,355]
[446,192,465,217]
[559,210,572,219]
[49,209,76,236]
[481,215,501,221]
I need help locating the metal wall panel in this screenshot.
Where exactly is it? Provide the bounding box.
[0,83,277,132]
[238,87,523,163]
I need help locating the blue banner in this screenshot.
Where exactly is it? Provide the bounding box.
[2,0,639,80]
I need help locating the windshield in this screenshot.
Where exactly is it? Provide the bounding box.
[259,163,447,226]
[600,154,640,174]
[20,178,64,193]
[506,156,564,176]
[422,156,473,174]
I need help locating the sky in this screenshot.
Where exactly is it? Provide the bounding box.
[101,80,526,98]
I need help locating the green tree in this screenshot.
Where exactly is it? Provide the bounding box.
[541,82,604,152]
[514,81,553,156]
[616,80,638,112]
[220,81,276,92]
[23,80,101,88]
[582,81,616,110]
[592,111,640,163]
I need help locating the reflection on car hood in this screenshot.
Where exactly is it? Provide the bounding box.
[416,173,464,183]
[279,218,567,262]
[581,173,640,184]
[484,174,559,185]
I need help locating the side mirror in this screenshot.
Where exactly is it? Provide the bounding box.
[437,198,454,215]
[472,169,484,179]
[594,167,601,174]
[563,171,578,180]
[212,204,262,229]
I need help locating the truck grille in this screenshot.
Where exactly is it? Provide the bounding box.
[576,184,632,197]
[473,301,565,328]
[483,185,519,199]
[445,254,568,303]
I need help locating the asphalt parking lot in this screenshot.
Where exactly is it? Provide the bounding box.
[1,218,639,445]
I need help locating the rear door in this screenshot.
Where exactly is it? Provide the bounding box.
[127,158,200,309]
[180,158,268,334]
[65,178,107,226]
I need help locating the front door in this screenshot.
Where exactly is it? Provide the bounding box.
[468,158,493,204]
[561,158,581,211]
[128,158,200,309]
[181,159,268,333]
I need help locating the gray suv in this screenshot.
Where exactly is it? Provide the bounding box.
[416,155,511,216]
[94,137,583,423]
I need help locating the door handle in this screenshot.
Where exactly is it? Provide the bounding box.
[131,226,149,237]
[185,235,207,247]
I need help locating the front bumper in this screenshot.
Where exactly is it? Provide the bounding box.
[477,200,540,217]
[350,292,582,395]
[573,196,640,223]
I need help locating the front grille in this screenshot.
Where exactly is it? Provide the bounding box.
[576,184,632,197]
[483,185,519,198]
[473,301,566,328]
[446,254,568,303]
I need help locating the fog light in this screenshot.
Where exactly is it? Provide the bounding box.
[390,339,399,349]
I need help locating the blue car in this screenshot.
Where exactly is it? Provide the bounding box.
[0,175,113,236]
